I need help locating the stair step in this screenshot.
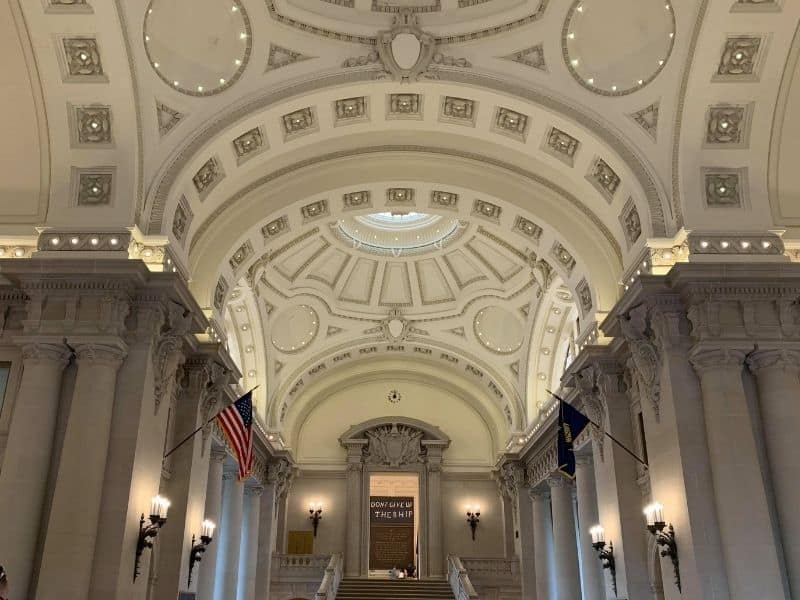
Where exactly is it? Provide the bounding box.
[336,579,454,599]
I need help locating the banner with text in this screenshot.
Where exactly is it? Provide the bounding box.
[369,496,415,570]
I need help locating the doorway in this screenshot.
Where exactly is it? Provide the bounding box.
[368,473,420,577]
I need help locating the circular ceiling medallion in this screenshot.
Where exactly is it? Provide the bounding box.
[271,305,319,353]
[563,0,676,96]
[473,306,524,354]
[144,0,252,97]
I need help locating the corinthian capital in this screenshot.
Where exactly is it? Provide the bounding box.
[20,341,71,367]
[747,348,800,376]
[689,347,748,376]
[74,341,127,369]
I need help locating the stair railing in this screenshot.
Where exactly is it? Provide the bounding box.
[448,555,479,600]
[314,553,343,600]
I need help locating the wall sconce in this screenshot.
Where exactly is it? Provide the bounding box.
[589,525,617,596]
[466,505,481,541]
[187,520,216,588]
[134,495,170,581]
[644,502,681,593]
[309,502,323,537]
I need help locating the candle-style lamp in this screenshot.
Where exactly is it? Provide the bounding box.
[589,525,617,595]
[309,501,323,537]
[187,519,216,587]
[644,502,681,592]
[466,504,481,541]
[134,495,170,581]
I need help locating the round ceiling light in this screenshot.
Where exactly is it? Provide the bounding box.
[144,0,252,97]
[563,0,676,96]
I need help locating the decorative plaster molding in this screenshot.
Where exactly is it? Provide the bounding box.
[156,101,184,137]
[619,304,661,421]
[629,102,659,141]
[619,198,643,248]
[440,96,477,125]
[387,93,422,119]
[192,157,224,198]
[73,104,112,145]
[61,37,105,80]
[334,97,368,124]
[550,242,576,275]
[714,36,766,81]
[513,215,542,241]
[702,168,747,209]
[705,104,750,146]
[261,216,290,240]
[543,127,579,166]
[72,167,115,207]
[233,127,267,162]
[686,232,785,257]
[266,43,314,71]
[501,44,545,70]
[588,158,621,201]
[493,107,528,141]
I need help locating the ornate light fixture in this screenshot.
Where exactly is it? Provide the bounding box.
[466,505,481,541]
[309,501,323,537]
[589,525,617,596]
[187,520,216,587]
[134,495,170,581]
[644,502,681,592]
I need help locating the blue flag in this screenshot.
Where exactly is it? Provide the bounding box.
[557,400,591,479]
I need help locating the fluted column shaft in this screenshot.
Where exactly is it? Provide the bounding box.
[749,348,800,597]
[0,342,70,599]
[426,447,445,578]
[531,490,554,600]
[549,477,581,600]
[237,486,262,600]
[214,470,244,600]
[575,456,605,600]
[198,448,226,600]
[37,342,126,599]
[517,486,539,599]
[691,347,785,599]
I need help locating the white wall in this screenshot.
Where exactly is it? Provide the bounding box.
[294,377,496,468]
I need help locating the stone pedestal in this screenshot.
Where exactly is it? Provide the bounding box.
[748,349,800,597]
[237,485,262,600]
[198,448,227,600]
[549,477,581,600]
[531,489,553,600]
[214,470,244,600]
[691,347,785,599]
[37,341,126,599]
[0,342,69,599]
[575,456,605,600]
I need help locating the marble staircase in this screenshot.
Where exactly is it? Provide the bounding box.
[335,578,455,599]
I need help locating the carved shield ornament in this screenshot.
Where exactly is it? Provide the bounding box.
[377,11,435,81]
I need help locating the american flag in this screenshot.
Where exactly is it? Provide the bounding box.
[216,391,254,480]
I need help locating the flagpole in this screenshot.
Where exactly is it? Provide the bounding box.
[547,389,649,469]
[162,386,259,461]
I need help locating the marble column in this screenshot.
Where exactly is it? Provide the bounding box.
[37,341,126,599]
[0,341,69,599]
[517,485,539,600]
[531,489,553,600]
[575,456,605,600]
[214,469,245,600]
[500,492,516,559]
[343,441,365,577]
[549,477,581,600]
[237,485,262,600]
[691,347,785,599]
[198,448,227,600]
[426,446,445,578]
[255,474,280,600]
[748,348,800,597]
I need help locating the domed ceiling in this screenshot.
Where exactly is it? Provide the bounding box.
[9,0,800,450]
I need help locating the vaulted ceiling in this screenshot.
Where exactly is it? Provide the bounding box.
[3,0,800,453]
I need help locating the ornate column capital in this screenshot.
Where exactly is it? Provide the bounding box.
[529,488,551,502]
[245,485,264,498]
[73,341,127,369]
[20,341,72,368]
[747,348,800,376]
[547,475,573,490]
[689,347,748,376]
[210,447,228,464]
